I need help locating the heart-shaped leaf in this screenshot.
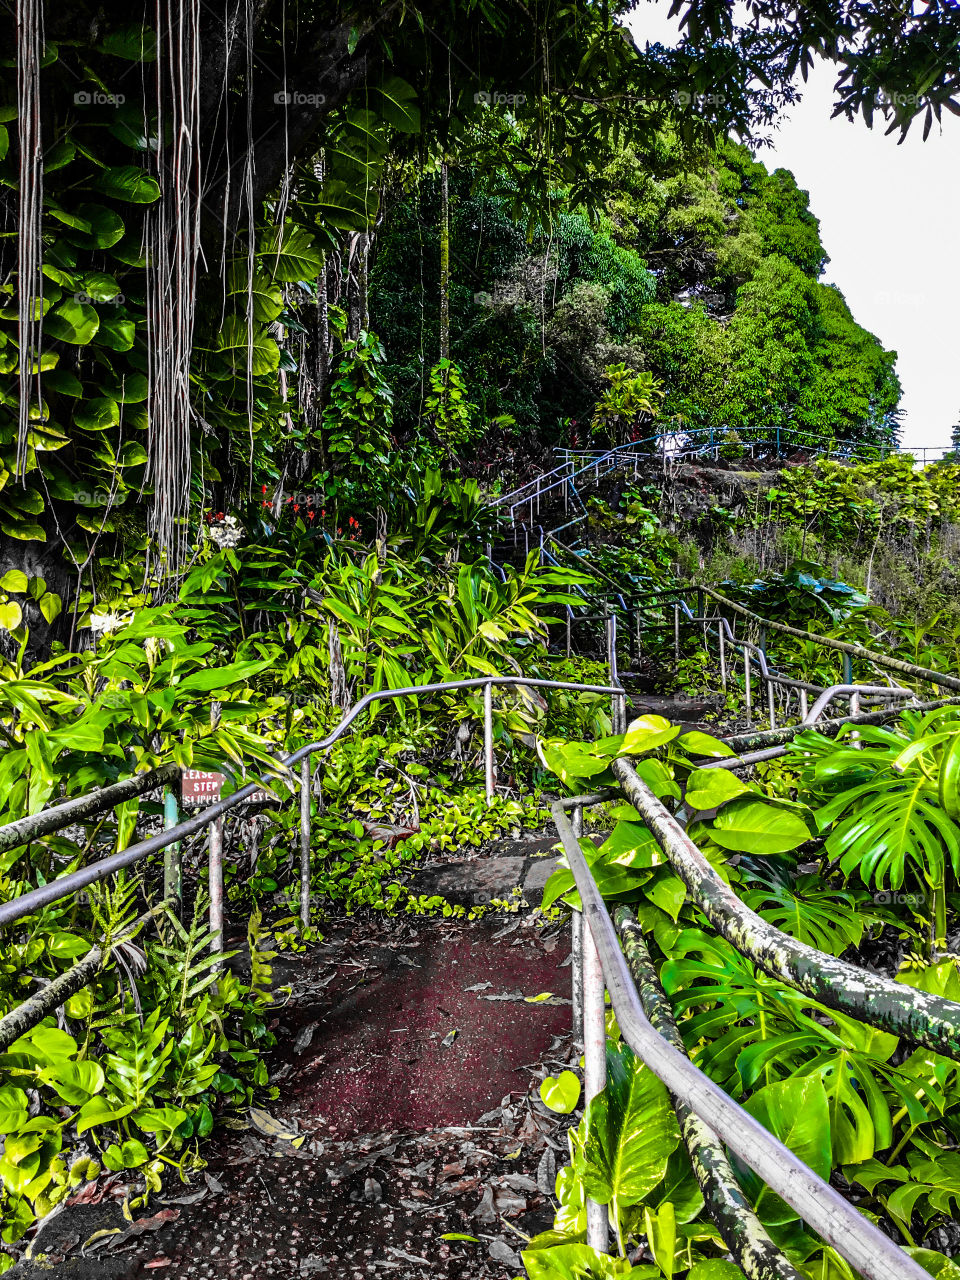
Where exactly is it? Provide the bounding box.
[539,1071,581,1114]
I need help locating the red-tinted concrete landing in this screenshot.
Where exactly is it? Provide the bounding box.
[282,919,571,1135]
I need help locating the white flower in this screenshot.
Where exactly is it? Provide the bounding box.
[208,515,244,549]
[88,611,131,635]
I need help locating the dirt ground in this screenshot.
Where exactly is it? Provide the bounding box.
[13,913,578,1279]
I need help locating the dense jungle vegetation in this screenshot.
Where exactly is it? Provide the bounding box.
[2,0,960,1276]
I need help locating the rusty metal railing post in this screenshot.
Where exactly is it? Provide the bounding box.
[300,754,312,926]
[208,815,224,965]
[162,787,182,918]
[583,908,609,1251]
[849,690,861,748]
[483,679,496,804]
[571,803,584,1035]
[744,648,752,723]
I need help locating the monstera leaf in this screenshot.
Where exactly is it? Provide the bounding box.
[580,1043,680,1210]
[225,263,284,322]
[735,1076,832,1225]
[214,316,281,376]
[741,872,870,954]
[257,225,324,283]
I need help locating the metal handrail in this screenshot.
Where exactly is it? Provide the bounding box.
[0,675,627,931]
[553,793,928,1280]
[493,425,949,530]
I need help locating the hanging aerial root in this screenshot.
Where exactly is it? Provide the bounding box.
[16,0,44,477]
[146,0,203,572]
[611,756,960,1063]
[614,907,805,1280]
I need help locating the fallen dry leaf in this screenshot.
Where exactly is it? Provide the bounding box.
[122,1209,181,1239]
[249,1106,298,1140]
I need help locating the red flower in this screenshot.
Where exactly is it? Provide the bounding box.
[261,484,267,494]
[293,504,300,512]
[262,501,268,508]
[307,511,315,521]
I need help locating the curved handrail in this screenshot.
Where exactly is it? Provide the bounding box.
[552,793,928,1280]
[494,425,948,519]
[701,587,960,694]
[0,675,625,928]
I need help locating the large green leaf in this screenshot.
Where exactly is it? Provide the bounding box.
[598,821,663,869]
[98,23,157,60]
[523,1243,642,1279]
[622,714,680,755]
[257,226,324,282]
[91,165,160,203]
[707,798,812,855]
[225,263,284,322]
[45,298,100,345]
[0,1087,29,1134]
[737,1076,832,1224]
[74,396,120,432]
[742,874,868,954]
[581,1043,680,1208]
[0,570,28,593]
[0,601,23,630]
[176,658,270,693]
[684,767,752,812]
[38,1059,104,1105]
[822,775,960,891]
[96,312,137,351]
[376,77,420,132]
[539,738,613,785]
[74,203,126,248]
[214,316,280,376]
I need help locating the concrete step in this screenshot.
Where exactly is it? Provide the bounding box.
[411,836,561,910]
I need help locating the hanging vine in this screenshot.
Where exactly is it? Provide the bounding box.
[15,0,44,480]
[146,0,203,572]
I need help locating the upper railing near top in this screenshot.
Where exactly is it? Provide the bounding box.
[493,425,951,520]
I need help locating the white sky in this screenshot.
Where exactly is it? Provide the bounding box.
[626,7,960,452]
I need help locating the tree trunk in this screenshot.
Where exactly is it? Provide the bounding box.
[611,755,960,1062]
[615,907,805,1280]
